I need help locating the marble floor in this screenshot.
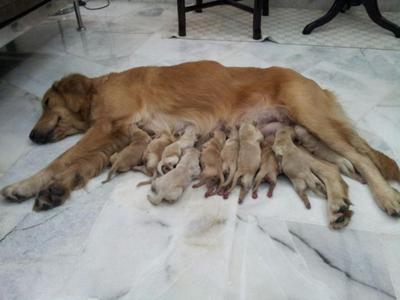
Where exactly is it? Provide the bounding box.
[0,1,399,299]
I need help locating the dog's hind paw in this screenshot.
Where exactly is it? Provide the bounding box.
[376,188,400,217]
[33,184,70,211]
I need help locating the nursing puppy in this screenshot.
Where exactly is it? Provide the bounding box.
[273,126,352,229]
[157,125,198,174]
[193,128,226,197]
[224,123,263,203]
[102,126,151,183]
[252,135,280,199]
[135,131,175,178]
[147,148,201,205]
[219,126,239,193]
[294,125,364,183]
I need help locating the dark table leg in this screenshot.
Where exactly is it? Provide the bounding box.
[253,0,262,39]
[363,0,400,37]
[177,0,186,36]
[73,0,85,31]
[302,0,347,34]
[195,0,203,13]
[262,0,269,16]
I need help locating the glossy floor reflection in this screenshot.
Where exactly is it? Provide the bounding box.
[0,1,399,299]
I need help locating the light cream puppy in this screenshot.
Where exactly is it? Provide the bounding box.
[218,126,239,193]
[193,129,226,197]
[252,135,280,199]
[135,132,175,178]
[147,148,201,205]
[273,126,352,229]
[157,125,198,174]
[294,125,364,183]
[102,126,151,183]
[224,123,263,203]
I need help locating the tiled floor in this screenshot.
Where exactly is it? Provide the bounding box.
[0,1,399,299]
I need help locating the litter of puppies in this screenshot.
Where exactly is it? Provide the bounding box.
[102,119,363,229]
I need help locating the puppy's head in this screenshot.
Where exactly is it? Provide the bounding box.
[29,74,92,144]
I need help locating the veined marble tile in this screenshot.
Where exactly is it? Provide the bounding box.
[131,35,247,67]
[0,81,40,173]
[55,176,239,300]
[361,48,400,84]
[287,222,396,300]
[0,51,109,98]
[0,135,80,240]
[381,234,400,299]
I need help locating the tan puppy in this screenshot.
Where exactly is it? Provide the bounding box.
[135,131,175,178]
[294,125,364,183]
[147,148,201,205]
[193,129,226,197]
[157,125,198,174]
[102,127,151,183]
[224,123,263,203]
[273,126,352,229]
[218,126,239,193]
[252,135,280,199]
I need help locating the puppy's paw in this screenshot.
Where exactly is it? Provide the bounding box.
[376,188,400,217]
[33,184,70,211]
[1,180,38,202]
[328,197,353,229]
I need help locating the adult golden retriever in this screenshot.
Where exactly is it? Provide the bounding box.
[1,61,399,226]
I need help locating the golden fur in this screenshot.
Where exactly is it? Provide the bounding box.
[1,60,399,219]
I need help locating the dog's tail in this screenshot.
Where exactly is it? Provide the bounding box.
[324,90,400,182]
[335,118,400,182]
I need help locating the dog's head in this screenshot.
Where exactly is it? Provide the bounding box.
[30,74,93,144]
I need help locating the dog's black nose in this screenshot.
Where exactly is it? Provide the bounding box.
[29,130,47,144]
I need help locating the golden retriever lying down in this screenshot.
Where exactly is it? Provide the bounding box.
[1,60,400,228]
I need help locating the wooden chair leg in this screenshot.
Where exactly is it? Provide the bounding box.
[262,0,269,16]
[195,0,203,13]
[177,0,186,36]
[253,0,262,39]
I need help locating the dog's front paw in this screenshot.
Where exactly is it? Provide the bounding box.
[376,188,400,217]
[1,180,37,202]
[33,184,70,211]
[328,197,353,229]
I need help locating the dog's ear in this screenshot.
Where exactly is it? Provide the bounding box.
[53,74,93,113]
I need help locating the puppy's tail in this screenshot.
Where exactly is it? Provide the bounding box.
[221,167,235,189]
[133,165,151,176]
[137,173,157,187]
[102,165,117,184]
